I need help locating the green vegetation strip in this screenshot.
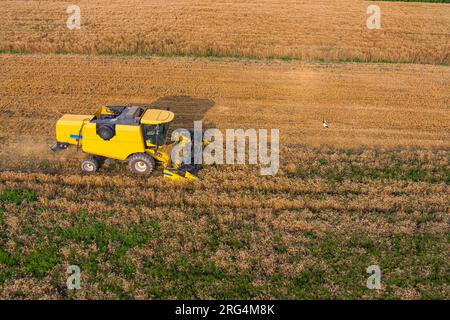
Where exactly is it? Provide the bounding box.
[0,49,448,66]
[0,209,161,285]
[0,189,37,205]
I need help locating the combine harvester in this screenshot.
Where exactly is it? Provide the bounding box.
[51,105,206,182]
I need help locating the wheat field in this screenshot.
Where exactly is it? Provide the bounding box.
[0,54,448,299]
[1,0,449,64]
[0,0,449,300]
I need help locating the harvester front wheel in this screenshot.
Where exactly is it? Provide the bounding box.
[81,158,99,174]
[128,153,155,176]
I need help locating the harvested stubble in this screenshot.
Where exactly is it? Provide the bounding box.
[0,54,448,154]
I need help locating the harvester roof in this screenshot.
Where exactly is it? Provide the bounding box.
[91,106,174,126]
[141,109,174,125]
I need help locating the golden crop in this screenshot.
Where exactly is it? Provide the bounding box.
[0,0,449,64]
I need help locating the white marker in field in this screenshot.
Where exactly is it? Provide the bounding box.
[366,5,381,30]
[67,5,81,30]
[323,119,329,129]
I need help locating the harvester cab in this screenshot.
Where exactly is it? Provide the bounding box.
[51,105,202,182]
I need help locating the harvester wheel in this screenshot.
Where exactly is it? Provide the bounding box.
[128,153,155,176]
[81,158,99,174]
[93,156,106,168]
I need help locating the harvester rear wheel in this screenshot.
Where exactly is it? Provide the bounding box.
[128,153,155,176]
[81,158,99,173]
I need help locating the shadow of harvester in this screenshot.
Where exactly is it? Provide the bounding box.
[148,96,215,130]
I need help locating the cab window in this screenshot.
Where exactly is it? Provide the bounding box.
[142,124,169,146]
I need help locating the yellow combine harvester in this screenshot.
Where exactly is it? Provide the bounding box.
[51,106,202,182]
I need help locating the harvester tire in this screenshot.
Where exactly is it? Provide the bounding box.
[128,153,155,176]
[93,156,106,168]
[81,158,99,174]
